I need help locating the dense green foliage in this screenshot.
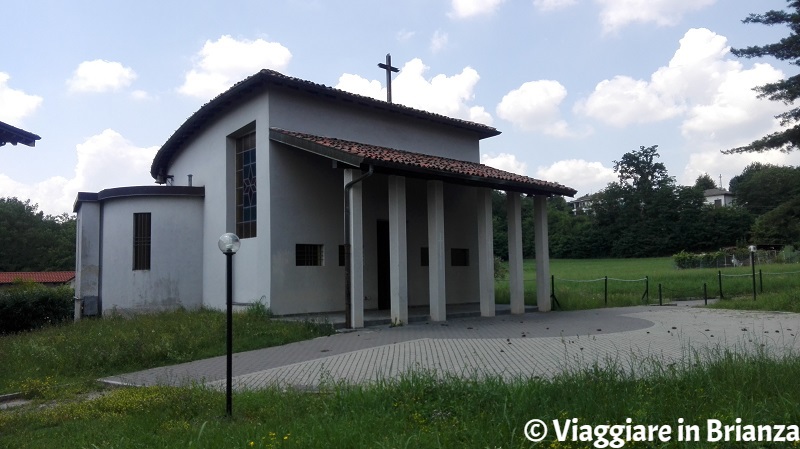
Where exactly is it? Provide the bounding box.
[494,146,763,259]
[0,197,76,271]
[0,282,73,334]
[725,0,800,154]
[2,351,800,448]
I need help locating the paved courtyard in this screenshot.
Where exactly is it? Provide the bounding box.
[104,303,800,390]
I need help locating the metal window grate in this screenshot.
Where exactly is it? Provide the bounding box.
[133,213,151,270]
[296,244,323,266]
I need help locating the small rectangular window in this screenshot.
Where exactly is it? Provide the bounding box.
[451,248,469,267]
[420,247,429,267]
[339,245,346,266]
[133,213,151,270]
[296,244,323,266]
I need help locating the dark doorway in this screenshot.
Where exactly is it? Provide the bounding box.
[377,220,390,310]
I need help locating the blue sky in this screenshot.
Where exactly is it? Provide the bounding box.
[2,0,799,215]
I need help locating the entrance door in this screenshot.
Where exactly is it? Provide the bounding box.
[377,220,390,310]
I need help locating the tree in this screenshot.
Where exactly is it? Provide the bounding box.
[694,173,717,191]
[725,1,800,154]
[728,163,800,214]
[0,198,76,271]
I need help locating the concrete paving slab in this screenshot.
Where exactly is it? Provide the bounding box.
[103,302,800,391]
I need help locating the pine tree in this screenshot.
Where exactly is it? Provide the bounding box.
[725,1,800,154]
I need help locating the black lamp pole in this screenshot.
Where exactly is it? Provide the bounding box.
[225,250,233,416]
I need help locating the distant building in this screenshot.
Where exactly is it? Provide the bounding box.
[0,271,75,289]
[568,193,598,215]
[0,120,41,147]
[703,188,735,208]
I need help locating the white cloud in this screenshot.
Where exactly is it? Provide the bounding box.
[595,0,716,33]
[575,28,780,132]
[178,35,292,99]
[396,29,416,42]
[533,0,577,12]
[0,72,43,124]
[67,60,137,93]
[496,80,577,136]
[0,130,157,215]
[449,0,506,19]
[681,150,800,191]
[335,58,493,125]
[535,159,616,195]
[430,30,449,53]
[481,153,527,175]
[130,90,156,101]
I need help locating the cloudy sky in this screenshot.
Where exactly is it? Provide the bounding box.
[2,0,799,215]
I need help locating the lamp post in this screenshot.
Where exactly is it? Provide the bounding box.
[218,233,240,416]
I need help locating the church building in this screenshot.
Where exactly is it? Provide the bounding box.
[73,69,576,328]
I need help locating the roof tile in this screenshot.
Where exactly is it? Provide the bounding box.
[271,128,577,196]
[0,272,75,285]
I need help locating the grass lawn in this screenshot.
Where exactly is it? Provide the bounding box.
[496,258,800,310]
[3,258,800,448]
[2,351,800,448]
[0,306,334,397]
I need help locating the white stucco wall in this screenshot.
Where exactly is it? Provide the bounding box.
[159,83,487,315]
[75,201,100,304]
[269,90,481,162]
[168,92,271,309]
[99,195,204,313]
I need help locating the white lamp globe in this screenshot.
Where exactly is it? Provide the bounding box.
[218,233,241,254]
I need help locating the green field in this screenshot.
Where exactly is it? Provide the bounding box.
[496,257,800,310]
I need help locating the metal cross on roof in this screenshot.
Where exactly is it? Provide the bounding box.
[377,53,400,103]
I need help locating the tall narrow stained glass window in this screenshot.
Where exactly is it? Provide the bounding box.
[133,213,151,270]
[236,132,257,238]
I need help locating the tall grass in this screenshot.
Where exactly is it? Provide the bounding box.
[2,349,799,448]
[496,258,800,310]
[0,307,334,396]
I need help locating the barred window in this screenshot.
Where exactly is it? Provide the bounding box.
[296,244,323,266]
[133,213,151,270]
[236,132,257,238]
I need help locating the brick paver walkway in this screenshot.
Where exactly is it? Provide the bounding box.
[103,303,800,390]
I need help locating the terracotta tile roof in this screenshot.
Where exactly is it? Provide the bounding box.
[270,128,577,197]
[0,272,75,285]
[151,69,500,180]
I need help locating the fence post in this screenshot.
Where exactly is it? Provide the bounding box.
[751,250,757,301]
[550,275,561,310]
[604,276,608,306]
[658,283,662,306]
[643,276,649,304]
[718,270,723,299]
[704,282,707,306]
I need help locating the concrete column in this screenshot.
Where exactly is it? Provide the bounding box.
[507,192,524,314]
[344,169,365,328]
[534,195,551,312]
[389,175,408,325]
[477,188,495,317]
[427,180,446,321]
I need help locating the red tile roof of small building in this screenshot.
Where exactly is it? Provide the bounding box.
[270,128,577,197]
[0,272,75,285]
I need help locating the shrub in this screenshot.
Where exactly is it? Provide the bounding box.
[673,250,724,269]
[0,282,73,334]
